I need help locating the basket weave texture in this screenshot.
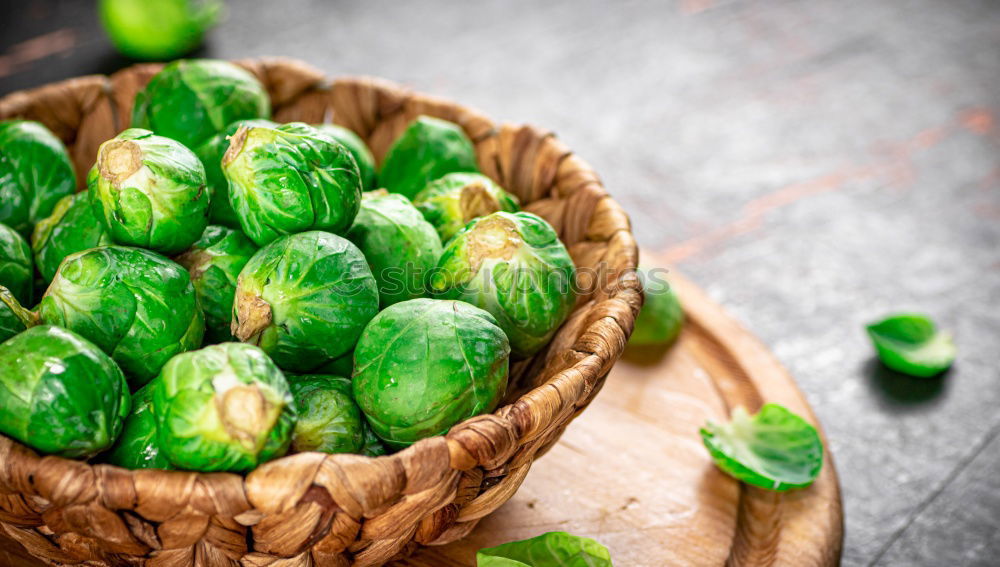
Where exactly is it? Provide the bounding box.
[0,58,641,567]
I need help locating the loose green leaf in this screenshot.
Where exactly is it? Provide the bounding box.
[700,404,823,491]
[477,532,613,567]
[630,267,683,346]
[866,314,955,378]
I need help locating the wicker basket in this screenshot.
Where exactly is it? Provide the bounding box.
[0,58,641,567]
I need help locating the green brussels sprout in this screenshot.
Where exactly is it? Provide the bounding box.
[31,191,114,282]
[0,286,35,343]
[99,0,221,61]
[0,325,130,458]
[0,222,33,305]
[232,231,379,372]
[353,298,510,448]
[91,128,209,254]
[430,212,576,358]
[222,122,363,246]
[132,59,271,149]
[379,116,478,199]
[630,268,684,346]
[194,118,279,227]
[312,349,354,376]
[346,191,442,307]
[37,245,204,387]
[175,225,257,344]
[105,383,173,470]
[312,124,377,192]
[152,342,296,472]
[360,424,387,457]
[287,374,365,454]
[0,120,76,235]
[413,172,520,243]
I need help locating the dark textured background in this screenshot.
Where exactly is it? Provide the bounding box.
[2,1,999,565]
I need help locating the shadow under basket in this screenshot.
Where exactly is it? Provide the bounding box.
[0,58,641,567]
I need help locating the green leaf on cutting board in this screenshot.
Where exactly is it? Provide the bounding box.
[477,531,613,566]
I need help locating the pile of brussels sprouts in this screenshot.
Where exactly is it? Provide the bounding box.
[0,60,579,473]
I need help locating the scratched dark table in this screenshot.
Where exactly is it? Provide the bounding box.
[2,1,999,566]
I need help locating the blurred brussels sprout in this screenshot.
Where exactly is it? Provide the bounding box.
[287,374,365,454]
[0,286,35,343]
[0,120,76,235]
[631,268,683,346]
[194,118,278,227]
[37,245,204,387]
[0,222,33,305]
[353,298,509,448]
[312,124,377,192]
[413,172,520,243]
[430,212,576,358]
[99,0,221,61]
[32,191,113,282]
[175,225,257,344]
[132,59,270,148]
[379,116,478,199]
[152,342,296,472]
[0,325,130,458]
[91,128,209,254]
[105,383,172,470]
[222,123,362,246]
[232,231,378,372]
[346,191,442,307]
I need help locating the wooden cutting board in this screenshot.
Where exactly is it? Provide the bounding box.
[400,271,843,567]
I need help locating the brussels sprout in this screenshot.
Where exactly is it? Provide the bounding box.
[312,124,377,192]
[413,172,520,243]
[105,384,172,470]
[631,267,684,346]
[360,424,387,457]
[353,298,509,448]
[31,191,114,282]
[194,118,279,227]
[91,128,209,254]
[346,191,442,307]
[152,342,296,472]
[0,120,76,235]
[175,225,257,344]
[287,374,365,454]
[379,116,478,199]
[37,245,204,387]
[0,222,33,305]
[430,212,576,358]
[232,231,378,372]
[0,286,35,343]
[132,59,270,149]
[0,325,130,458]
[222,122,363,246]
[99,0,221,60]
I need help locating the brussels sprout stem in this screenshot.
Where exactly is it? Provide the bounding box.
[99,140,143,186]
[232,292,272,343]
[0,287,39,328]
[214,379,276,451]
[222,126,249,167]
[459,182,501,222]
[467,215,521,271]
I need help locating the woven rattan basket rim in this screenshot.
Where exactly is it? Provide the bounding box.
[0,57,641,565]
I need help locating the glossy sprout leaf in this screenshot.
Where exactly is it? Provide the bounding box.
[175,225,258,344]
[105,383,173,470]
[222,123,362,246]
[476,531,613,567]
[866,314,956,378]
[379,116,478,199]
[430,211,576,358]
[99,0,222,60]
[346,191,442,307]
[312,124,377,191]
[700,404,823,491]
[153,342,296,472]
[194,118,278,227]
[630,267,683,346]
[414,172,520,243]
[131,59,270,148]
[0,325,130,458]
[91,128,209,254]
[353,298,509,449]
[288,374,365,454]
[37,245,204,387]
[0,222,33,305]
[232,231,379,372]
[0,120,76,236]
[32,191,113,282]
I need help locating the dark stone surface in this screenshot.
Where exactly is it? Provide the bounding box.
[2,1,998,565]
